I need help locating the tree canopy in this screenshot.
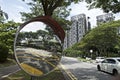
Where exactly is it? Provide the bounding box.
[0,21,20,62]
[21,0,82,30]
[85,0,120,13]
[80,20,120,56]
[64,20,120,57]
[0,21,20,53]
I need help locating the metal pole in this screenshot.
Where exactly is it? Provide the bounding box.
[31,76,41,80]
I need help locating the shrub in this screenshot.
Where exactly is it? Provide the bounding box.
[0,42,9,62]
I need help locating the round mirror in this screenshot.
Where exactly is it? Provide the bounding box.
[14,21,63,76]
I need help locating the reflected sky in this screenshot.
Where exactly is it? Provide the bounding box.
[20,22,46,32]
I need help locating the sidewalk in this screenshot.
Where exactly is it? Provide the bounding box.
[0,65,20,79]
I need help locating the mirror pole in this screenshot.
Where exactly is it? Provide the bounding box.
[31,76,41,80]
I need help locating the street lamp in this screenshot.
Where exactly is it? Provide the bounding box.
[90,49,93,58]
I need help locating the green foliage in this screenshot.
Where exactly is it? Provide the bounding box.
[0,42,9,62]
[0,21,20,55]
[78,20,120,57]
[64,20,120,57]
[85,0,120,13]
[21,0,83,30]
[63,47,82,57]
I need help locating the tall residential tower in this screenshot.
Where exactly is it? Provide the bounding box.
[96,13,115,25]
[64,14,91,49]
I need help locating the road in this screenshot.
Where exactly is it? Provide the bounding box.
[60,57,117,80]
[0,65,20,79]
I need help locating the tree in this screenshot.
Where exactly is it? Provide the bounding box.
[85,0,120,13]
[0,42,9,62]
[21,0,82,30]
[0,21,20,61]
[77,20,120,57]
[0,6,8,23]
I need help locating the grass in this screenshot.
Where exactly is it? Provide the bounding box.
[2,70,30,80]
[0,58,16,68]
[0,58,65,80]
[2,67,66,80]
[78,57,92,62]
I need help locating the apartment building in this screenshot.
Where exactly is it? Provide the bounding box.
[64,14,90,49]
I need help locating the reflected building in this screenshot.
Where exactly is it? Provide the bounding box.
[64,14,91,49]
[96,13,115,26]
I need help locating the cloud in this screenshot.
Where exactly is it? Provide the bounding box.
[68,2,120,27]
[8,12,22,22]
[114,13,120,20]
[15,5,26,10]
[0,0,3,4]
[0,0,30,22]
[68,2,105,27]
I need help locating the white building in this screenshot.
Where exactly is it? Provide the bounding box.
[64,14,90,50]
[96,13,115,25]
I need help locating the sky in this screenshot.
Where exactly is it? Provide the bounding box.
[1,0,120,28]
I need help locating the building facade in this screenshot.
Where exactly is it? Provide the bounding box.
[96,13,115,25]
[64,14,90,50]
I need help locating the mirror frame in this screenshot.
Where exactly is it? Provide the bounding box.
[14,16,65,77]
[18,16,65,43]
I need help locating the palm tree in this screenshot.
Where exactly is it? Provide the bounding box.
[0,6,8,23]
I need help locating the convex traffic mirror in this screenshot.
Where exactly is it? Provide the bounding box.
[14,16,65,77]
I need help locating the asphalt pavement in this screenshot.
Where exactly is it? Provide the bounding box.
[0,65,20,79]
[60,57,116,80]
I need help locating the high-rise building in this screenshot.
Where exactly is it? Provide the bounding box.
[63,14,91,49]
[96,13,115,25]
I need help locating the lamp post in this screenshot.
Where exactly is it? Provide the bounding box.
[90,49,93,58]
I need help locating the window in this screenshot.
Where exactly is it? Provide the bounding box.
[101,59,107,63]
[106,59,116,64]
[117,59,120,62]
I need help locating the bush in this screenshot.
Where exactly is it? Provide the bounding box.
[0,43,9,62]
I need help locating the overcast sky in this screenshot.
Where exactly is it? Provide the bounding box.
[1,0,120,28]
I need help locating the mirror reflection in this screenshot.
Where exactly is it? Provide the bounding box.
[15,22,62,76]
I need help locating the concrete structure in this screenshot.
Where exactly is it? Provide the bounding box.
[96,13,115,25]
[64,14,91,49]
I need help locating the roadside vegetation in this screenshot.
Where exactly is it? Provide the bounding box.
[64,20,120,58]
[0,21,20,63]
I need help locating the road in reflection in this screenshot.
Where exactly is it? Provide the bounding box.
[16,47,61,76]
